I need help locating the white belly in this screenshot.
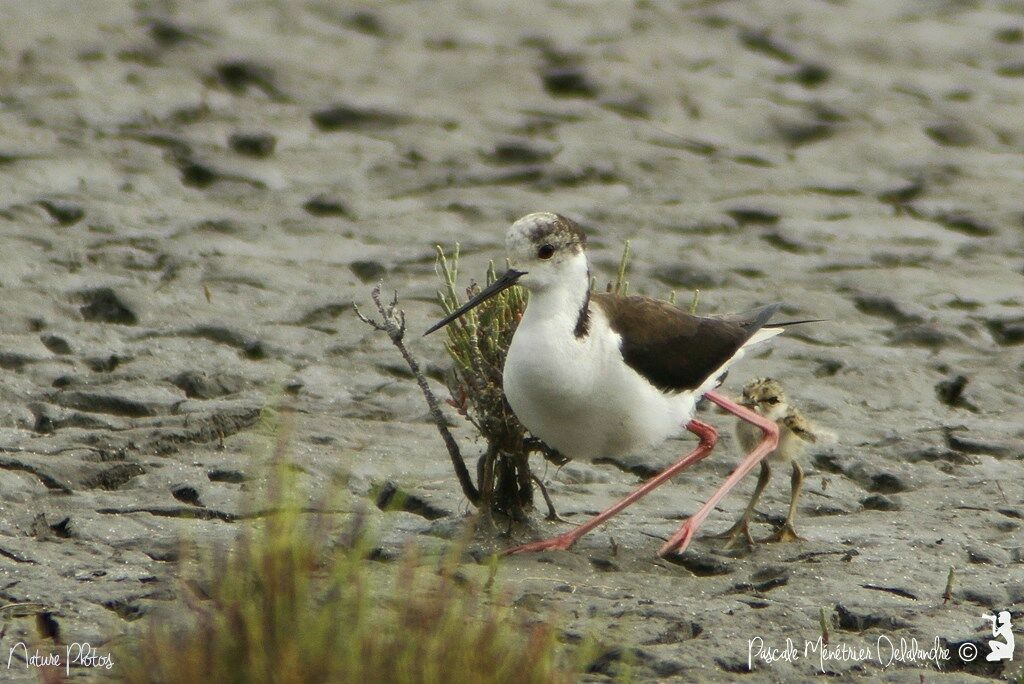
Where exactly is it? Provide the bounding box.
[503,307,696,461]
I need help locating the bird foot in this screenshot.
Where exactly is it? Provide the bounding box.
[658,521,697,558]
[707,519,756,550]
[763,523,802,543]
[502,531,578,556]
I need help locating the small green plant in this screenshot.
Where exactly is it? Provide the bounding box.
[115,417,579,684]
[435,245,538,520]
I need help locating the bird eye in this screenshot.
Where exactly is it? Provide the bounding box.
[537,244,555,260]
[765,397,781,405]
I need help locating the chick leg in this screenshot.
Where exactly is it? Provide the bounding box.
[709,461,771,549]
[765,460,804,542]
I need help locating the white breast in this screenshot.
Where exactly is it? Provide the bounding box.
[503,304,696,461]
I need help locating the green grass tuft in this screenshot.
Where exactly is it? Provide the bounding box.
[116,467,579,684]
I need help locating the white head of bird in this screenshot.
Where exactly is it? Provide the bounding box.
[423,212,591,335]
[505,212,589,292]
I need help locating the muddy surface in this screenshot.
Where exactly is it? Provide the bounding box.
[1,1,1022,680]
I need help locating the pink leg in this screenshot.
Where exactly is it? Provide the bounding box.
[659,390,779,557]
[504,420,718,555]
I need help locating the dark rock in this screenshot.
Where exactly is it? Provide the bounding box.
[84,354,124,372]
[587,647,648,676]
[860,584,917,600]
[181,325,267,359]
[813,358,843,377]
[834,604,910,632]
[866,472,906,494]
[147,19,198,47]
[592,455,660,480]
[966,545,1011,565]
[726,207,780,225]
[38,199,85,225]
[960,587,1006,606]
[877,180,924,204]
[0,351,33,370]
[303,195,353,218]
[40,333,72,354]
[986,317,1024,345]
[350,260,386,283]
[853,293,922,324]
[715,656,752,674]
[55,391,156,417]
[79,288,137,325]
[296,301,350,325]
[214,59,286,100]
[172,485,203,506]
[733,565,791,593]
[650,263,726,289]
[49,517,73,538]
[813,452,844,473]
[228,132,276,158]
[995,26,1024,43]
[996,61,1024,77]
[373,481,449,520]
[934,211,997,237]
[936,374,975,409]
[761,230,820,254]
[483,139,559,165]
[732,153,774,167]
[311,103,409,131]
[170,371,246,399]
[193,218,242,234]
[541,67,598,98]
[36,612,60,641]
[945,431,1016,458]
[102,598,148,622]
[774,118,834,146]
[343,11,386,36]
[861,494,902,511]
[82,463,145,490]
[600,94,651,119]
[590,557,619,572]
[179,160,220,188]
[924,121,975,147]
[207,469,247,483]
[804,503,849,517]
[738,28,797,63]
[887,323,953,348]
[751,565,789,582]
[33,413,54,434]
[786,62,830,87]
[662,551,734,576]
[376,362,414,380]
[904,447,976,465]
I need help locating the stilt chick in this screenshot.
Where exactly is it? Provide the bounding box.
[714,377,817,548]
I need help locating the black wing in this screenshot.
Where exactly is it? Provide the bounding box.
[593,294,780,393]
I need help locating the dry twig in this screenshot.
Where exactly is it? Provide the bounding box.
[355,285,480,505]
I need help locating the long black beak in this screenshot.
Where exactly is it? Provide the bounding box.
[424,269,526,336]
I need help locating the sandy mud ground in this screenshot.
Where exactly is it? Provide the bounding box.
[1,1,1022,680]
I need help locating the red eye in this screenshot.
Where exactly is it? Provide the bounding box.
[537,244,555,260]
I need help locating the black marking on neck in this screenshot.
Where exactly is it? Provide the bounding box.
[574,271,592,339]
